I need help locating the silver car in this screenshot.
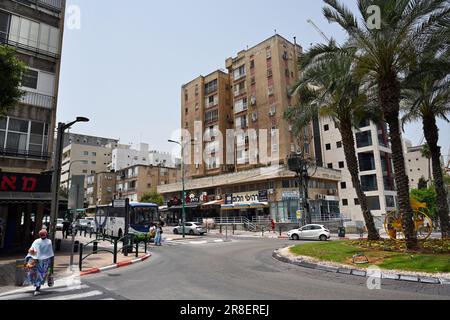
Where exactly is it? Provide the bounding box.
[173,222,206,236]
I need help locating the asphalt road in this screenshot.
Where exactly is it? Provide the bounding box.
[84,238,450,300]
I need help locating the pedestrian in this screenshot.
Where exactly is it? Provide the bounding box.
[271,219,276,233]
[62,219,70,239]
[149,224,156,241]
[154,224,163,246]
[25,229,55,297]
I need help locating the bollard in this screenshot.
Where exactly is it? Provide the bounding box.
[144,236,148,254]
[220,225,223,234]
[93,241,98,255]
[226,226,228,240]
[232,224,235,235]
[262,227,265,237]
[113,239,118,264]
[73,241,79,253]
[79,244,83,271]
[135,240,139,258]
[123,237,128,257]
[279,226,282,237]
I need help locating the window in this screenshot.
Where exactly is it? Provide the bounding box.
[341,182,347,189]
[204,79,218,95]
[336,141,342,149]
[83,151,89,156]
[0,11,10,43]
[356,131,373,148]
[234,81,246,96]
[205,109,219,124]
[361,175,378,191]
[339,161,345,169]
[250,60,255,69]
[235,115,248,129]
[234,98,248,114]
[342,199,348,206]
[386,196,396,208]
[358,152,376,171]
[358,119,370,128]
[22,70,38,89]
[92,152,97,156]
[354,198,360,205]
[91,161,96,165]
[233,65,246,80]
[367,196,381,211]
[326,144,331,151]
[205,95,218,108]
[327,163,333,169]
[324,124,329,131]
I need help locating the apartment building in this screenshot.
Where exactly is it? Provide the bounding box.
[86,171,117,207]
[0,0,66,252]
[317,117,397,226]
[116,165,180,202]
[60,134,119,190]
[111,143,179,171]
[166,35,341,224]
[404,142,432,190]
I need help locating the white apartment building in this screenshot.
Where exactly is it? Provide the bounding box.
[317,117,397,226]
[111,143,179,171]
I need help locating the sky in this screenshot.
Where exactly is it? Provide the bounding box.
[57,0,450,161]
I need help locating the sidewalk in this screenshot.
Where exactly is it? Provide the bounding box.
[0,231,150,294]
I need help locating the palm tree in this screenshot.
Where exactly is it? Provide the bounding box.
[322,0,450,249]
[402,57,450,238]
[420,144,432,185]
[285,42,380,240]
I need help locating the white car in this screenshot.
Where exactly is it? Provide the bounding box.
[173,222,207,236]
[56,219,64,231]
[287,224,331,241]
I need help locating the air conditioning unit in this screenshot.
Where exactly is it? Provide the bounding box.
[266,51,272,59]
[288,125,293,132]
[267,69,273,77]
[252,112,258,122]
[268,87,274,96]
[250,96,257,106]
[282,52,288,60]
[269,106,276,116]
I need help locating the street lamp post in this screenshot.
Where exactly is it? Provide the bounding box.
[49,117,90,249]
[168,139,186,239]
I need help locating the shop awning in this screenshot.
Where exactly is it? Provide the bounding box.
[0,192,68,204]
[201,199,225,208]
[169,203,201,210]
[221,202,269,211]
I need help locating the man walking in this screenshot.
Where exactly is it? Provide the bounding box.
[62,219,70,239]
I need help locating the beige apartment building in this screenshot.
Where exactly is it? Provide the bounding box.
[0,0,66,252]
[181,35,311,179]
[164,35,341,225]
[404,141,434,190]
[86,172,117,207]
[116,165,180,203]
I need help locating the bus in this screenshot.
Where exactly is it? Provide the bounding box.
[94,202,159,238]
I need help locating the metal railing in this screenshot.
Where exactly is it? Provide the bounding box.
[0,32,59,59]
[20,91,54,109]
[0,147,52,160]
[197,217,258,232]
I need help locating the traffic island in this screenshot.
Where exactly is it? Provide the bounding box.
[273,240,450,285]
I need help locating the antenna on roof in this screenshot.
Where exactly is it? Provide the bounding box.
[274,29,277,35]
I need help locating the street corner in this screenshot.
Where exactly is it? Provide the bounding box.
[80,253,152,277]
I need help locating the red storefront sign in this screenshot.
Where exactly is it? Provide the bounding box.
[0,172,52,193]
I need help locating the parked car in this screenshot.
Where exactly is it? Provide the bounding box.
[173,222,206,236]
[56,219,64,231]
[287,225,331,241]
[75,219,94,232]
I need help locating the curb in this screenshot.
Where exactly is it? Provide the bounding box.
[80,253,151,277]
[272,249,450,286]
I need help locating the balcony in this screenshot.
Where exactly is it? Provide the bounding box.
[20,91,54,109]
[21,0,64,12]
[0,147,51,161]
[0,32,59,59]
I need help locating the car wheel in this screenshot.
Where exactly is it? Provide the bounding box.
[319,235,328,241]
[189,230,195,236]
[291,234,300,241]
[173,229,179,235]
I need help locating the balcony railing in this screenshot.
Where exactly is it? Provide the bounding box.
[0,147,51,160]
[20,0,64,12]
[0,32,59,59]
[20,91,54,109]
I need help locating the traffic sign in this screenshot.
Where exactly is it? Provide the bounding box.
[114,199,126,208]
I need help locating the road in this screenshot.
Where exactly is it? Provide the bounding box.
[1,238,449,300]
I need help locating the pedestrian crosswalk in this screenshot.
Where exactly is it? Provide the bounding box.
[162,238,234,247]
[0,277,124,301]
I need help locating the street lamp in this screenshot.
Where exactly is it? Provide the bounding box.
[168,139,186,239]
[50,117,90,248]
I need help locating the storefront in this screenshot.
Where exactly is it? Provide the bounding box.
[0,172,67,254]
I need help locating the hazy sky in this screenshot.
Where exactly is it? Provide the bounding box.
[58,0,449,161]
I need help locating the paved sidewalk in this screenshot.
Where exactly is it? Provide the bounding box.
[0,231,151,294]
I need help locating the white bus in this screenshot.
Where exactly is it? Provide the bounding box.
[94,202,159,238]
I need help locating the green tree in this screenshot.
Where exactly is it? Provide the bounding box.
[140,192,164,206]
[0,45,26,115]
[402,55,450,238]
[285,42,380,240]
[322,0,449,249]
[410,187,437,220]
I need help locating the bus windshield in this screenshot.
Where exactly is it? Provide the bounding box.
[132,206,158,225]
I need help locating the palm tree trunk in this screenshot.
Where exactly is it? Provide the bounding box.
[380,77,418,250]
[340,120,380,240]
[423,115,450,239]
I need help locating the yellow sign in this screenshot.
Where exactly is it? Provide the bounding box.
[296,210,302,219]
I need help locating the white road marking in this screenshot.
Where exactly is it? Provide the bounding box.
[43,290,103,300]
